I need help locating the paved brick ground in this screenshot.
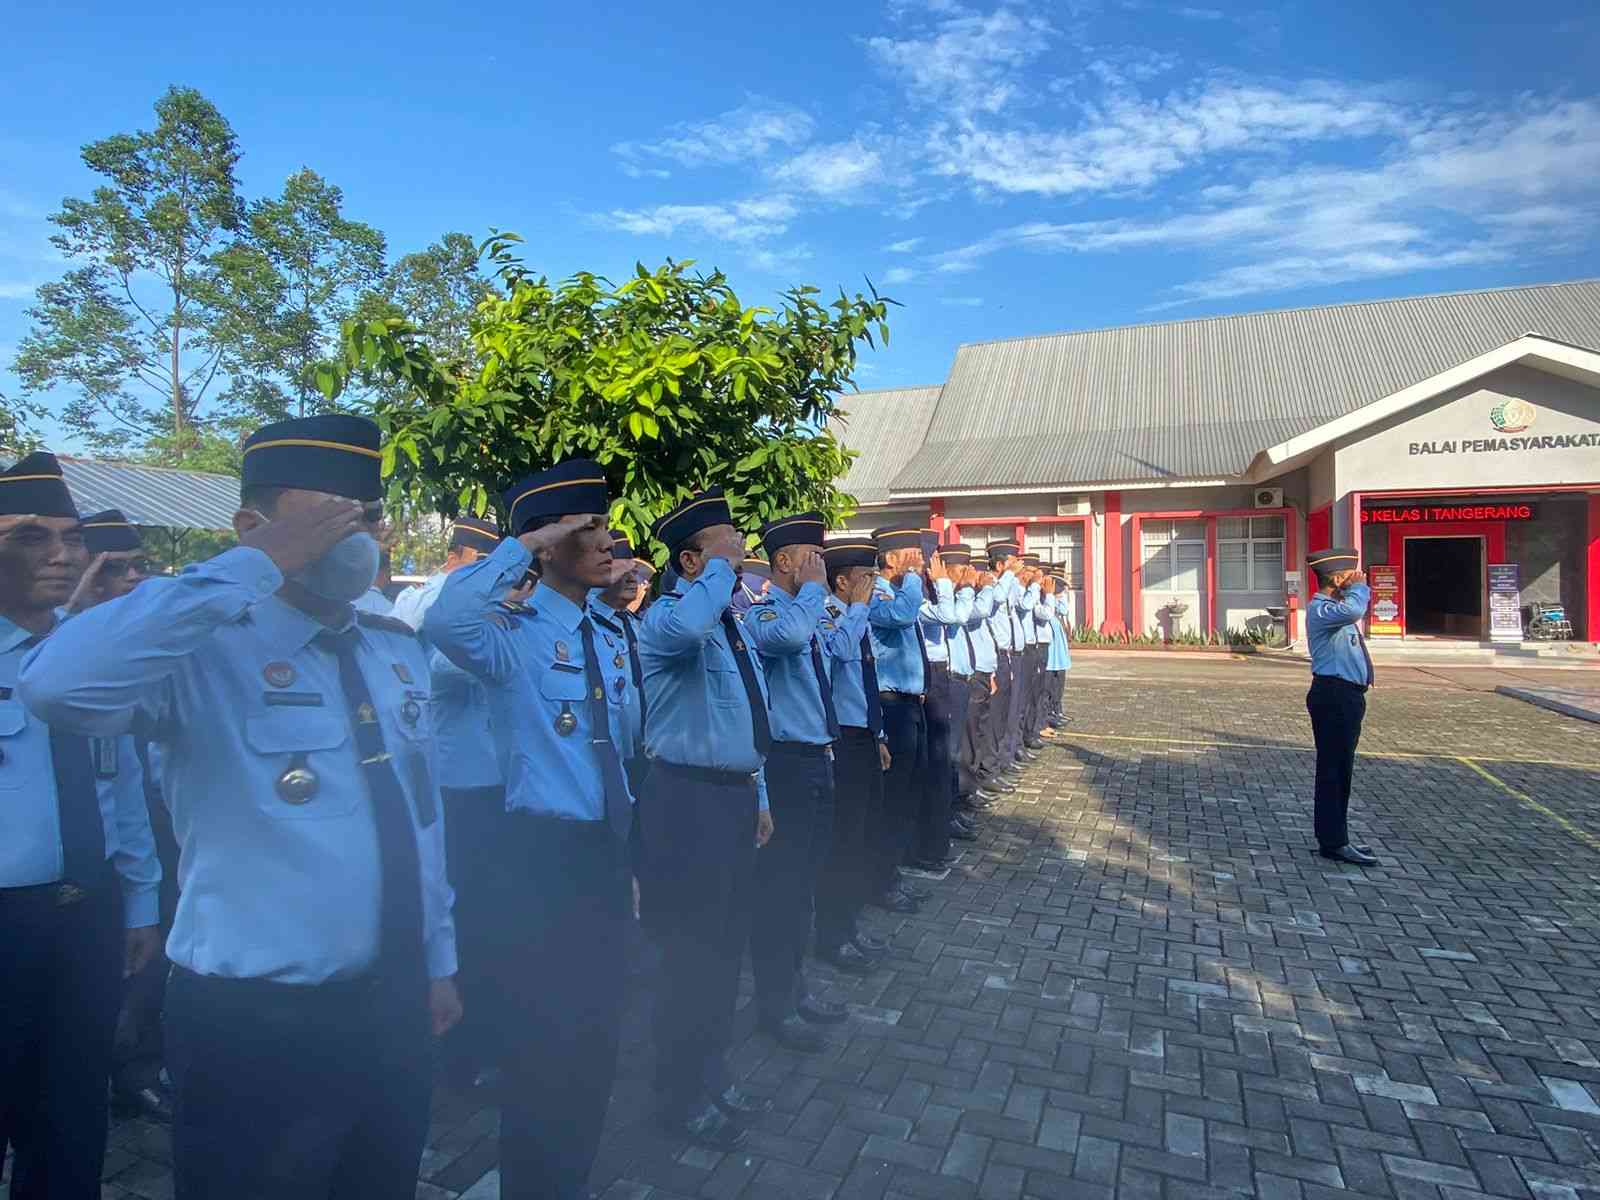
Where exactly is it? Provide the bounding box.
[11,660,1599,1200]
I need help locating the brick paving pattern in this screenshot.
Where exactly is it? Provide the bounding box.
[12,661,1599,1200]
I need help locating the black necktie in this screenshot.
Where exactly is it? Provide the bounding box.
[860,632,883,737]
[620,613,645,738]
[962,625,977,674]
[316,627,424,980]
[914,623,932,696]
[21,633,106,887]
[1358,628,1376,687]
[719,613,773,756]
[808,636,841,741]
[578,617,633,838]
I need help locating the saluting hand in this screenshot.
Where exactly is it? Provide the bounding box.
[927,552,947,582]
[847,572,876,606]
[241,497,366,577]
[519,513,600,556]
[797,548,827,588]
[66,552,111,614]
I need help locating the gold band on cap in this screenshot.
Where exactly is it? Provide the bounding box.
[764,516,823,533]
[658,494,728,533]
[0,474,63,484]
[826,539,875,550]
[80,520,133,529]
[509,475,607,512]
[1307,552,1352,565]
[243,437,381,459]
[875,528,919,539]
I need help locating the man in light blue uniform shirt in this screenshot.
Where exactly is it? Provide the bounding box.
[983,540,1021,777]
[918,544,978,867]
[1,454,161,1200]
[21,416,460,1200]
[816,538,898,963]
[1304,547,1379,868]
[868,526,930,907]
[637,487,774,1149]
[394,515,505,1089]
[744,513,845,1051]
[1039,572,1073,734]
[1014,553,1045,757]
[956,562,1001,806]
[426,460,634,1199]
[587,529,648,759]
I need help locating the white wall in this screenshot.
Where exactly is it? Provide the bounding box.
[834,503,929,535]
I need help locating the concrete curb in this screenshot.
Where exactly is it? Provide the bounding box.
[1494,685,1600,724]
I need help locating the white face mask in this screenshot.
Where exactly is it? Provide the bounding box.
[250,510,380,603]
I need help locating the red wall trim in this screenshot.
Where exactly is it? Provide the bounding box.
[1102,491,1124,634]
[1588,495,1600,643]
[929,497,946,538]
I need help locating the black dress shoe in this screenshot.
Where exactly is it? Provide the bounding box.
[715,1085,774,1117]
[762,1015,827,1052]
[1025,738,1045,750]
[665,1102,748,1149]
[1320,843,1379,866]
[821,941,874,973]
[912,856,954,871]
[897,879,933,898]
[1020,749,1041,762]
[853,932,888,956]
[948,822,978,842]
[972,788,998,803]
[991,780,1018,794]
[797,996,850,1024]
[872,889,920,913]
[113,1084,174,1124]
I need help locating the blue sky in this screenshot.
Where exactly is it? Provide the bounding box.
[4,0,1599,450]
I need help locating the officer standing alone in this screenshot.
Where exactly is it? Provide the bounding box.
[1304,548,1380,867]
[21,416,461,1200]
[2,456,161,1200]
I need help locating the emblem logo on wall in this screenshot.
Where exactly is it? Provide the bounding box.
[1489,397,1535,434]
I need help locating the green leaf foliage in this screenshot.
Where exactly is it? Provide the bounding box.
[317,242,888,559]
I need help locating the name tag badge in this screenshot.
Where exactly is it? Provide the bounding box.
[263,691,326,708]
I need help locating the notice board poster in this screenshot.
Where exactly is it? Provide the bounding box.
[1488,563,1522,642]
[1368,565,1402,635]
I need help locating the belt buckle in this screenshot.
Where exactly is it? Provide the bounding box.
[55,882,87,907]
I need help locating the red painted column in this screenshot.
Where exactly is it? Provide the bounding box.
[929,496,946,538]
[1101,491,1125,633]
[1205,516,1218,635]
[1080,515,1095,631]
[1587,494,1600,642]
[1307,505,1330,554]
[1286,507,1301,642]
[1129,514,1144,637]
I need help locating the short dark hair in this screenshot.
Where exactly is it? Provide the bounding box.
[239,485,287,516]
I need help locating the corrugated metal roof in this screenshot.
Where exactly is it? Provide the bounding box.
[58,456,239,530]
[889,279,1600,493]
[828,386,943,504]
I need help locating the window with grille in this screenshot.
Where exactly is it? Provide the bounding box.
[1027,523,1084,588]
[1217,515,1285,592]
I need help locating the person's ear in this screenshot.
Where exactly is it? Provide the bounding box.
[233,508,265,540]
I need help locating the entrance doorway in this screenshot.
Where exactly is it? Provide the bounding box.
[1403,536,1484,637]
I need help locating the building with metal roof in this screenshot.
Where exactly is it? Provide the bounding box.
[0,452,238,530]
[832,279,1600,645]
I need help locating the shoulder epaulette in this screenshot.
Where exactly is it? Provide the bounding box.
[496,599,535,615]
[355,611,417,637]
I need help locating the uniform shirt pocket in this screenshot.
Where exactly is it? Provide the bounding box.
[244,710,355,819]
[0,699,27,789]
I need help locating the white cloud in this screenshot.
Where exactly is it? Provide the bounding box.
[923,96,1600,303]
[928,78,1414,197]
[0,281,39,300]
[748,244,815,272]
[597,195,801,244]
[940,296,985,306]
[883,266,918,284]
[612,102,815,171]
[864,6,1057,115]
[887,237,924,252]
[771,138,886,197]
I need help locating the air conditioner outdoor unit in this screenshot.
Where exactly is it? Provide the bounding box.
[1055,495,1087,516]
[1254,487,1284,509]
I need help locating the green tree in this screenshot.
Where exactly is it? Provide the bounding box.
[316,236,890,557]
[11,86,244,454]
[367,232,495,372]
[1,389,50,450]
[216,168,386,420]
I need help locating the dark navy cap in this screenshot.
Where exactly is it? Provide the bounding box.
[0,451,77,519]
[449,516,500,553]
[81,509,141,553]
[759,512,825,559]
[610,528,634,560]
[241,414,382,502]
[872,525,921,553]
[823,537,876,574]
[1021,553,1043,568]
[937,543,972,565]
[502,459,608,535]
[1307,547,1359,575]
[741,556,772,580]
[986,539,1020,563]
[653,488,734,555]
